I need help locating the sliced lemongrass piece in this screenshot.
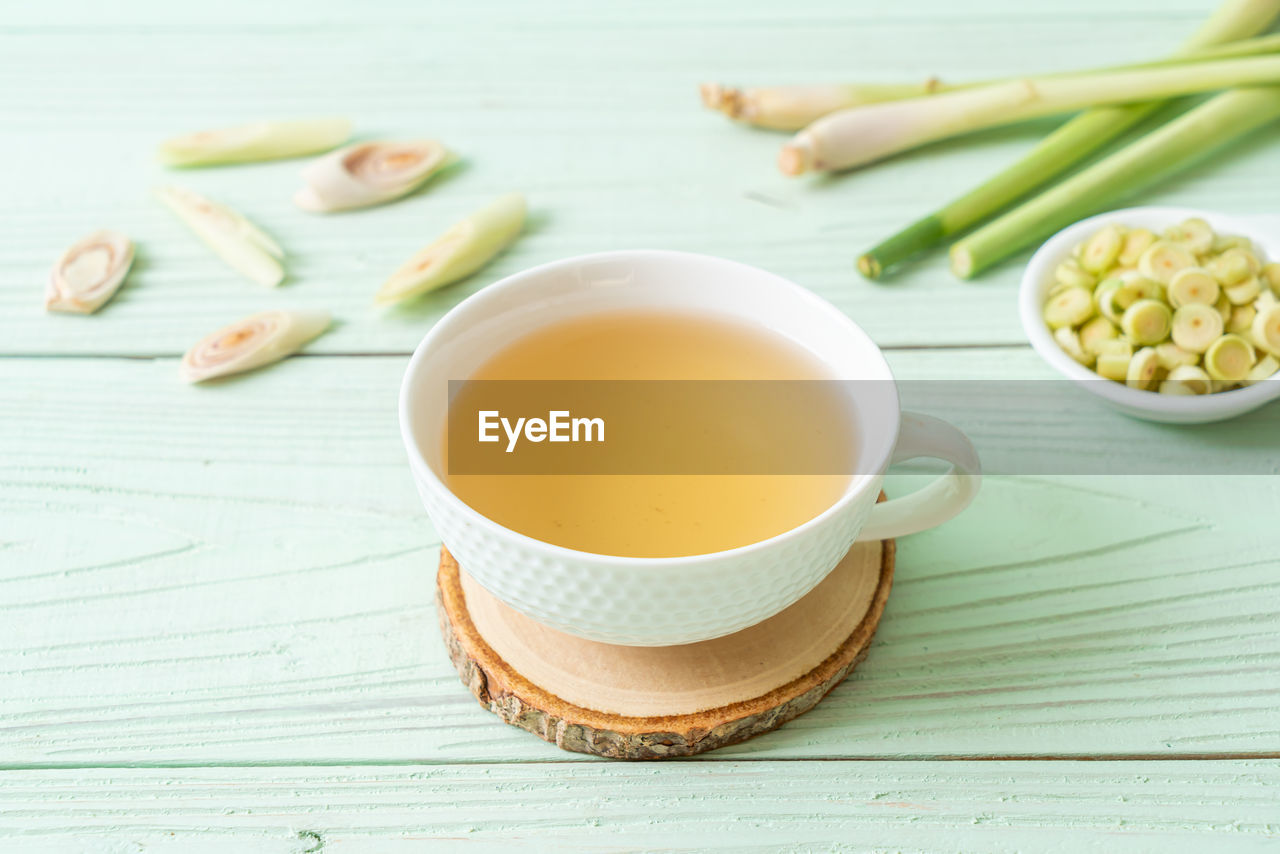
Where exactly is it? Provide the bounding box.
[1204,333,1256,382]
[1138,240,1195,284]
[1209,247,1255,285]
[156,186,284,287]
[1252,304,1280,355]
[1094,279,1125,322]
[1081,224,1123,274]
[159,118,352,167]
[1225,276,1262,305]
[1245,354,1279,384]
[1166,267,1219,308]
[1214,291,1234,324]
[1171,303,1224,353]
[1212,234,1253,253]
[1126,346,1163,391]
[1163,217,1214,254]
[375,193,526,306]
[1162,364,1212,394]
[294,140,456,213]
[1054,326,1093,366]
[180,310,330,383]
[1080,316,1119,355]
[1095,351,1132,382]
[1055,257,1096,290]
[1118,228,1157,267]
[1043,286,1094,329]
[1121,298,1172,345]
[1257,290,1279,310]
[1262,262,1280,294]
[44,229,134,314]
[1127,277,1165,302]
[1229,304,1257,335]
[1155,341,1198,371]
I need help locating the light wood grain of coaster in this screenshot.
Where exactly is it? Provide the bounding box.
[437,517,894,759]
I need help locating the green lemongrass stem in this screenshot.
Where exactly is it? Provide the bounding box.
[857,0,1280,278]
[780,54,1280,177]
[950,88,1280,279]
[707,32,1280,133]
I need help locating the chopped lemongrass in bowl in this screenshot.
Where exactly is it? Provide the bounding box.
[1020,207,1280,424]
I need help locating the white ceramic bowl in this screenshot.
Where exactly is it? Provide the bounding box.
[1020,206,1280,424]
[401,250,980,646]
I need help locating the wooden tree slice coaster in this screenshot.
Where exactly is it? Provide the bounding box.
[436,524,894,759]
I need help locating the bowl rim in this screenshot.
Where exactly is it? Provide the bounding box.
[1019,205,1280,419]
[398,248,900,569]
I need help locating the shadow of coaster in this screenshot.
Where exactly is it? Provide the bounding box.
[436,504,894,759]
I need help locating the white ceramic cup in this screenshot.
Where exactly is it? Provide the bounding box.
[401,250,981,646]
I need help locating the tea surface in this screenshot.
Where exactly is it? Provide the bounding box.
[443,310,855,557]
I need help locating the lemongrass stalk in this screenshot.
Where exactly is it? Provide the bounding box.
[44,230,134,314]
[156,186,285,287]
[181,310,331,383]
[295,140,456,213]
[858,0,1280,278]
[705,32,1280,133]
[159,118,352,167]
[780,54,1280,177]
[375,193,526,305]
[950,88,1280,279]
[700,81,948,131]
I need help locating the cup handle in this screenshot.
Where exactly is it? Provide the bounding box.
[855,411,982,542]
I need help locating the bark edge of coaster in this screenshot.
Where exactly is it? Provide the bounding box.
[436,530,894,760]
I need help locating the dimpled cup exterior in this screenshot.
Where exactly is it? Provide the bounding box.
[415,474,881,646]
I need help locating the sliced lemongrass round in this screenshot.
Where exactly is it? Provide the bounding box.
[156,186,284,287]
[1043,286,1094,329]
[1262,262,1280,294]
[1214,292,1234,324]
[1210,247,1255,285]
[1166,267,1219,308]
[1138,240,1195,284]
[1245,354,1279,384]
[1094,338,1133,358]
[1118,228,1157,268]
[1080,316,1119,355]
[1054,326,1093,366]
[1154,341,1198,371]
[1251,304,1280,355]
[1162,364,1212,395]
[180,310,330,383]
[1128,277,1165,302]
[1164,217,1214,255]
[1121,298,1172,346]
[294,140,456,213]
[1204,333,1256,382]
[1081,224,1123,274]
[1094,279,1125,322]
[1258,290,1279,310]
[1225,276,1262,305]
[1125,346,1163,390]
[1229,304,1257,334]
[375,193,526,306]
[159,118,352,167]
[1095,352,1132,382]
[1171,303,1224,353]
[44,229,134,314]
[1212,234,1252,254]
[1055,257,1096,290]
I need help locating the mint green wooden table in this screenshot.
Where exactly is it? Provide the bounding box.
[4,1,1280,850]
